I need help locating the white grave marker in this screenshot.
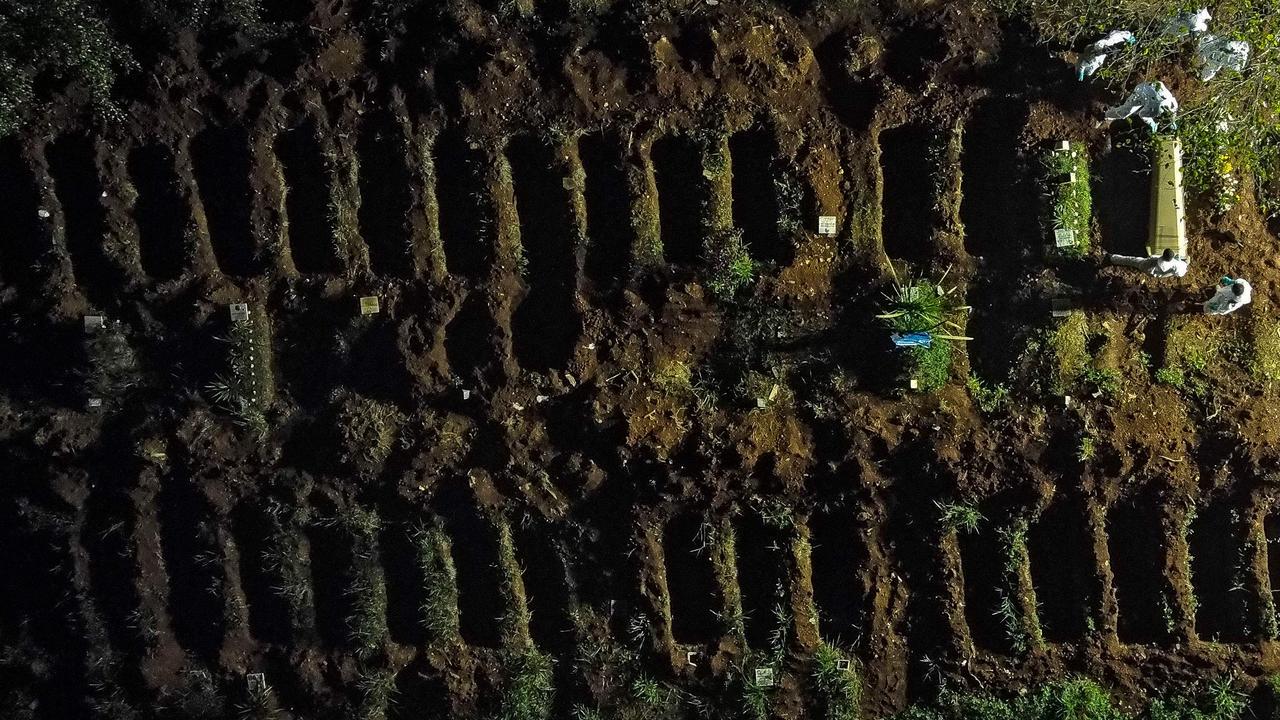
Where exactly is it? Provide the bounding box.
[1054,228,1076,248]
[246,673,267,693]
[817,216,837,236]
[229,303,250,323]
[359,296,380,315]
[87,398,103,409]
[83,315,105,332]
[835,658,851,671]
[754,667,776,687]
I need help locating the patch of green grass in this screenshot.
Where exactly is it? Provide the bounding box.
[936,501,983,533]
[812,644,861,720]
[704,228,755,300]
[966,375,1009,414]
[908,341,953,393]
[1247,315,1280,390]
[1043,143,1092,257]
[1083,367,1120,399]
[996,520,1041,654]
[206,305,275,438]
[354,669,396,720]
[410,522,460,647]
[1046,311,1090,394]
[493,649,553,720]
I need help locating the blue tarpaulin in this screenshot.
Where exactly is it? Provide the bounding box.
[891,332,932,348]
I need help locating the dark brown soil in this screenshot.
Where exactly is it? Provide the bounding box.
[5,0,1280,718]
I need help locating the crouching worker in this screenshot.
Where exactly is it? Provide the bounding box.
[1203,276,1252,315]
[1107,248,1188,277]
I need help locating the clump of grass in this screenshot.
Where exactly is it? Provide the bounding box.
[1049,312,1089,391]
[410,522,461,647]
[877,277,970,393]
[334,393,405,475]
[996,520,1042,654]
[813,644,861,720]
[495,648,553,720]
[261,499,313,635]
[1247,315,1280,389]
[354,669,396,720]
[1148,675,1246,720]
[966,375,1009,414]
[82,319,140,404]
[704,228,755,300]
[936,501,983,533]
[206,305,275,438]
[1042,143,1092,257]
[1158,316,1222,399]
[336,506,386,658]
[235,679,283,720]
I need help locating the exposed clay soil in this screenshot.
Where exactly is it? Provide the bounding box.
[4,0,1280,718]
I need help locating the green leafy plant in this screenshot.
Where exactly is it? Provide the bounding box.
[1077,433,1096,461]
[1042,143,1093,257]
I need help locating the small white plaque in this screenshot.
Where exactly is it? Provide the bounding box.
[817,216,837,236]
[359,296,380,315]
[87,398,103,408]
[246,673,267,692]
[83,315,105,332]
[229,303,250,323]
[909,378,919,390]
[1054,228,1076,248]
[754,667,776,687]
[835,659,851,671]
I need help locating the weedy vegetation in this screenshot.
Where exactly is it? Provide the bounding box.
[704,228,756,300]
[206,306,275,438]
[1042,142,1092,257]
[493,648,554,720]
[877,274,971,393]
[82,319,140,404]
[410,521,461,647]
[812,643,862,720]
[936,501,983,533]
[334,392,405,475]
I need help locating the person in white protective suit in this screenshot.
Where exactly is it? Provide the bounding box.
[1077,30,1135,80]
[1202,276,1252,315]
[1103,81,1178,132]
[1165,8,1211,36]
[1107,248,1188,278]
[1197,34,1250,80]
